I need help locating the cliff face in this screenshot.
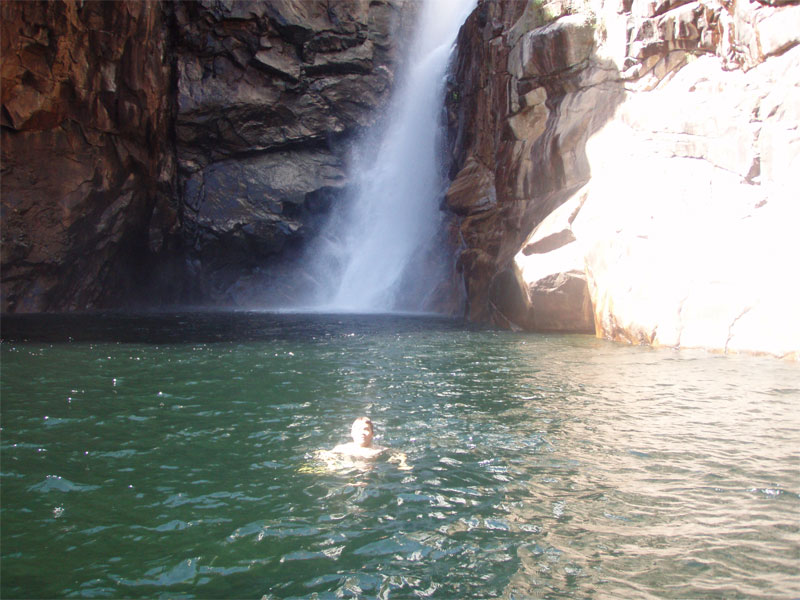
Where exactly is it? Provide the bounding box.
[1,0,176,312]
[172,0,414,305]
[1,0,413,311]
[446,0,800,357]
[3,0,797,357]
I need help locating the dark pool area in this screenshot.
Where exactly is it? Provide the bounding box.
[0,310,483,344]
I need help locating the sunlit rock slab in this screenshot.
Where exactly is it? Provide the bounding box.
[575,46,800,358]
[446,0,800,358]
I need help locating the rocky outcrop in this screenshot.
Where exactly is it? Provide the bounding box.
[446,1,623,330]
[446,0,800,357]
[173,0,415,305]
[1,0,176,312]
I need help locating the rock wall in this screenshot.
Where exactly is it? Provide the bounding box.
[173,0,414,305]
[1,0,414,311]
[447,0,800,358]
[1,0,176,312]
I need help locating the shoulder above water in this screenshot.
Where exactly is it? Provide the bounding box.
[330,442,387,459]
[313,446,411,471]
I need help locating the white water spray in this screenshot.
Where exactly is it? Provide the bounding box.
[307,0,476,312]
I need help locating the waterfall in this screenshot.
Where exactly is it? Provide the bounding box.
[305,0,476,313]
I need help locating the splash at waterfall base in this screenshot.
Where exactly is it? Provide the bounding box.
[444,0,800,359]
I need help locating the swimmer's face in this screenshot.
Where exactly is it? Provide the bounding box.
[351,418,374,447]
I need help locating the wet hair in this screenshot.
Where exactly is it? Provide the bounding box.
[352,416,373,430]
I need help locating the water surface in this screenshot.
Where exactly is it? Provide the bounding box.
[2,312,799,598]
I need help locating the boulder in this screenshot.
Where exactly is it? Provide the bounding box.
[444,156,496,216]
[501,189,594,333]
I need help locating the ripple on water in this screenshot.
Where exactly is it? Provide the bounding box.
[27,475,100,494]
[1,314,799,599]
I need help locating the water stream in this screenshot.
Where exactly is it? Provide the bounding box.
[2,312,799,599]
[304,0,476,312]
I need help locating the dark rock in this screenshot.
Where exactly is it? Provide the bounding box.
[172,0,414,305]
[1,0,176,312]
[1,0,414,311]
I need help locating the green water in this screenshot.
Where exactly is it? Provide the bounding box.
[1,312,799,599]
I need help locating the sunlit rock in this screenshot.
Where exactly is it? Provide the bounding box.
[575,46,800,358]
[445,0,623,325]
[504,190,594,333]
[446,0,800,357]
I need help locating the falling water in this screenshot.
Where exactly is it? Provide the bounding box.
[306,0,476,312]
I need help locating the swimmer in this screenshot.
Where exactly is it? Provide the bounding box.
[319,417,411,470]
[331,416,384,458]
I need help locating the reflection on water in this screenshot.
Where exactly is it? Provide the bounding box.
[1,312,798,599]
[497,341,800,598]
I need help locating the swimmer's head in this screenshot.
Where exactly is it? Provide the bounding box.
[350,417,374,447]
